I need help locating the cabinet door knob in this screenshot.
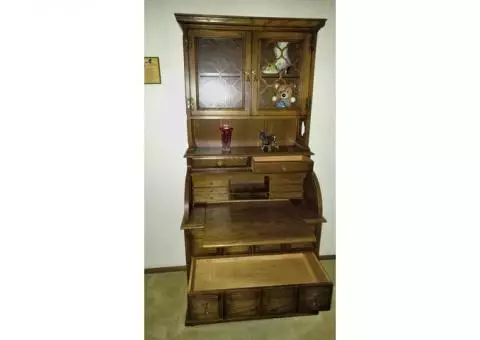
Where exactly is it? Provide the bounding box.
[251,70,258,81]
[244,71,251,82]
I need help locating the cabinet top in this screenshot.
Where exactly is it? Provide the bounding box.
[175,13,327,31]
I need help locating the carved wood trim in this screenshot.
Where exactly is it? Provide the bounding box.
[175,13,327,32]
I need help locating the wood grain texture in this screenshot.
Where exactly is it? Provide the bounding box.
[203,201,315,248]
[252,155,313,173]
[175,13,331,326]
[185,145,312,158]
[175,13,327,31]
[190,253,328,292]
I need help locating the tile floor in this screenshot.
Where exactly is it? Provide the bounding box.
[145,260,335,340]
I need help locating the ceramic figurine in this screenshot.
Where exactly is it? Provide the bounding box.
[259,131,279,152]
[262,41,292,74]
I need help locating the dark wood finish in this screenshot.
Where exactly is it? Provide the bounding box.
[186,253,333,325]
[225,290,260,318]
[186,145,312,158]
[298,285,333,312]
[262,287,296,315]
[175,13,326,31]
[175,14,330,326]
[189,294,221,322]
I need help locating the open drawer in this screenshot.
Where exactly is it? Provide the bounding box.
[251,155,313,173]
[186,252,333,325]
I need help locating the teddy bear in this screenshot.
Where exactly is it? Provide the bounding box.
[272,83,296,108]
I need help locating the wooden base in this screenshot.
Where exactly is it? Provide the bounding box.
[186,252,333,325]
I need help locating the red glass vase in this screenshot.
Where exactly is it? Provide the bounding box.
[219,124,233,153]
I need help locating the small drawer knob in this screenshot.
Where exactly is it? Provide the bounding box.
[216,160,224,167]
[281,165,287,172]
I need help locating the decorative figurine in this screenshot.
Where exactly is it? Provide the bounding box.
[262,41,292,74]
[259,131,279,152]
[272,82,296,108]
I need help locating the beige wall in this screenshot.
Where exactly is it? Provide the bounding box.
[145,0,335,268]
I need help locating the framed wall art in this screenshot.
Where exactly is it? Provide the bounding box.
[144,57,161,84]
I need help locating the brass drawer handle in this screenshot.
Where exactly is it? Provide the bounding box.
[216,160,224,167]
[204,302,209,315]
[281,165,287,172]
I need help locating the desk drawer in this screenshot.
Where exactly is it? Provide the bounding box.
[192,157,248,169]
[269,174,306,184]
[252,156,312,174]
[298,285,333,312]
[189,294,221,322]
[194,193,230,203]
[261,287,296,315]
[186,253,333,325]
[192,175,229,188]
[193,187,229,196]
[225,290,260,318]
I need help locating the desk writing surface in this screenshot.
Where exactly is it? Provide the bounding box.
[203,201,315,248]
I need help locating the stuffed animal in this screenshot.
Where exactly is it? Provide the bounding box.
[272,83,296,108]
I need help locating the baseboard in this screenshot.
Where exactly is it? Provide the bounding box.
[144,265,186,274]
[145,255,335,274]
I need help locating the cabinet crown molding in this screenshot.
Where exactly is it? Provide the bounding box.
[175,13,326,31]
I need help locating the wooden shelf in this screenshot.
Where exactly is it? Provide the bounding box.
[202,201,315,248]
[185,146,312,158]
[182,200,323,230]
[190,252,329,292]
[182,206,206,230]
[292,201,327,224]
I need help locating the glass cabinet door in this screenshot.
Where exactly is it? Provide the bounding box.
[252,32,312,115]
[188,30,251,115]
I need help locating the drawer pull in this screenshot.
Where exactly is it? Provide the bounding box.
[281,165,287,172]
[203,302,209,315]
[216,160,224,167]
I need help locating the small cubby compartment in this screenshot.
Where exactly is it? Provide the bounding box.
[229,175,269,200]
